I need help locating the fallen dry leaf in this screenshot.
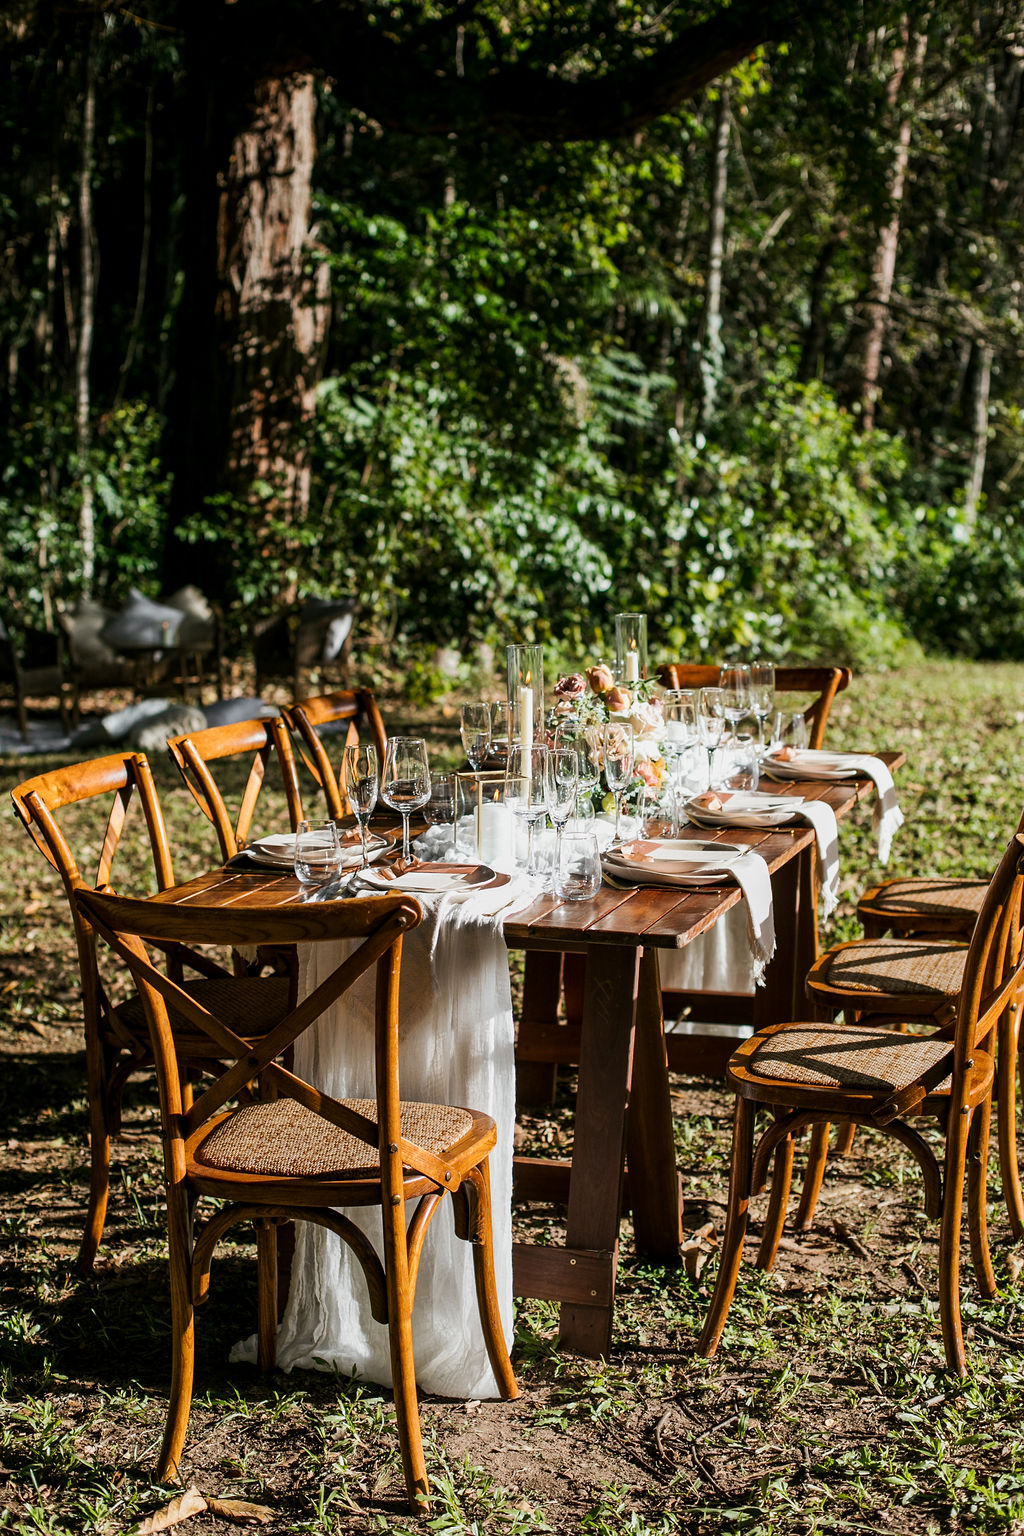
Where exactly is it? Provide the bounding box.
[680,1220,718,1279]
[203,1496,275,1526]
[128,1487,207,1534]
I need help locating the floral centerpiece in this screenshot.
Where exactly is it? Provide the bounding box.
[550,666,667,817]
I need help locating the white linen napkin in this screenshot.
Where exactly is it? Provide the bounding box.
[766,751,903,864]
[688,792,840,919]
[604,847,776,985]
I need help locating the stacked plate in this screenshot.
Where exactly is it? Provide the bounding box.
[242,829,392,870]
[357,862,508,894]
[602,839,746,887]
[762,749,859,782]
[685,790,804,829]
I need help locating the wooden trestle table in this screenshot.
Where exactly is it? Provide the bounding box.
[147,753,903,1361]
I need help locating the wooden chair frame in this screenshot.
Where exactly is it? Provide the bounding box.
[74,889,518,1513]
[698,830,1024,1376]
[0,621,72,741]
[285,688,388,820]
[10,752,274,1274]
[166,716,305,862]
[656,663,851,751]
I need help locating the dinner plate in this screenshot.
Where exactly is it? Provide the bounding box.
[604,842,742,885]
[684,792,805,829]
[616,838,746,864]
[762,751,858,782]
[358,862,508,894]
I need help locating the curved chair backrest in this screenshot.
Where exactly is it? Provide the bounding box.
[286,688,388,820]
[656,664,852,750]
[166,716,304,861]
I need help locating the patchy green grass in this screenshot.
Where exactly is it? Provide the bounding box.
[3,661,1024,1533]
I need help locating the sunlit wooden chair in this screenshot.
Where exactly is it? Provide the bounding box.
[11,753,292,1274]
[656,663,852,750]
[75,888,518,1513]
[698,829,1024,1376]
[285,688,388,819]
[166,716,305,862]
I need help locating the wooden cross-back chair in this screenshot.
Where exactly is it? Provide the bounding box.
[10,753,292,1274]
[655,663,852,750]
[74,888,518,1514]
[698,828,1024,1376]
[285,688,388,820]
[166,716,304,862]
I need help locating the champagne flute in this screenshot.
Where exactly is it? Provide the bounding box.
[719,664,752,738]
[489,702,511,767]
[341,743,378,869]
[460,704,491,771]
[546,746,579,874]
[749,662,776,753]
[380,736,431,862]
[602,722,634,845]
[698,687,727,790]
[661,689,699,836]
[505,744,550,875]
[555,719,601,817]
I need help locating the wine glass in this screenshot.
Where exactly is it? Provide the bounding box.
[341,743,378,869]
[602,722,634,845]
[505,744,550,875]
[749,662,776,752]
[423,771,456,852]
[460,704,491,771]
[698,688,727,789]
[555,719,601,818]
[770,709,809,752]
[719,664,752,737]
[489,702,511,767]
[380,737,431,862]
[293,819,343,887]
[546,746,579,875]
[661,689,699,836]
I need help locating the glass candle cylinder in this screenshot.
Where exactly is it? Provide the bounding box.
[614,613,647,683]
[506,644,544,755]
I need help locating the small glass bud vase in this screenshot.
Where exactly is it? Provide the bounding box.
[614,613,647,684]
[506,645,544,753]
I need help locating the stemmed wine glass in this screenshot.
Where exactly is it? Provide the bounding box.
[719,664,752,738]
[749,662,776,753]
[380,737,431,862]
[661,689,699,836]
[602,722,635,845]
[698,688,727,790]
[546,746,579,875]
[460,704,491,772]
[555,720,601,818]
[505,744,550,876]
[341,743,378,869]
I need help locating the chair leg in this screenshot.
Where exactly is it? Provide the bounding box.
[77,1037,113,1276]
[794,1121,831,1232]
[834,1122,857,1156]
[156,1183,196,1482]
[461,1163,518,1400]
[698,1097,756,1359]
[256,1221,279,1371]
[755,1135,794,1271]
[382,1201,430,1513]
[997,997,1024,1239]
[938,1104,971,1377]
[968,1095,997,1301]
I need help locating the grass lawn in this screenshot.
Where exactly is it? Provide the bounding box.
[3,659,1024,1534]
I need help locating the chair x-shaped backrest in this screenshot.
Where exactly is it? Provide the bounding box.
[166,716,304,861]
[285,689,388,820]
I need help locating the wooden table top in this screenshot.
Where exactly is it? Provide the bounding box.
[149,750,904,955]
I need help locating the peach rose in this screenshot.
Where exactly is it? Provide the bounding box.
[587,664,615,694]
[603,686,632,713]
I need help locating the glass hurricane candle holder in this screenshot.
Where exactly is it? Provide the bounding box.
[614,613,647,684]
[506,644,544,754]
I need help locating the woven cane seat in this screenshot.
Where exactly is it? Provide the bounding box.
[744,1023,954,1094]
[812,938,968,998]
[192,1097,477,1178]
[868,879,986,920]
[112,975,291,1046]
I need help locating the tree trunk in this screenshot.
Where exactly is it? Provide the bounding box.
[75,29,97,595]
[698,81,731,433]
[962,342,992,538]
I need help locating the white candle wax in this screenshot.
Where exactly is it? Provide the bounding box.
[478,802,514,868]
[624,651,639,682]
[519,685,534,758]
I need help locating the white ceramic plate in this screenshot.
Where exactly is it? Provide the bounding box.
[762,751,858,781]
[358,862,507,894]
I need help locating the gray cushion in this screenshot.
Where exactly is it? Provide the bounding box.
[203,696,279,727]
[101,589,184,650]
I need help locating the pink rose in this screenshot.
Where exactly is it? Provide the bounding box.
[587,664,615,694]
[603,686,632,713]
[554,673,587,700]
[636,758,660,789]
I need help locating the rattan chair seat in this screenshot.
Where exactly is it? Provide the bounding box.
[192,1097,478,1178]
[742,1022,957,1094]
[813,938,968,997]
[869,879,987,919]
[114,975,291,1044]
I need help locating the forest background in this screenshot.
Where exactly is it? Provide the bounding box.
[4,0,1024,687]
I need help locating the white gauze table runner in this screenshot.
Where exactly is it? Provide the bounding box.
[257,874,535,1397]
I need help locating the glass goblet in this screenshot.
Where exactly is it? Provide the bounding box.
[602,722,635,845]
[698,687,727,789]
[341,743,378,868]
[380,736,431,862]
[749,661,776,751]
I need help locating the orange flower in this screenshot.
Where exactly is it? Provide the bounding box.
[587,664,615,694]
[603,686,632,713]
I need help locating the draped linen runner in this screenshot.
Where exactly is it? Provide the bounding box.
[234,873,535,1398]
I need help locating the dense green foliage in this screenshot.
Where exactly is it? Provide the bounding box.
[3,3,1024,671]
